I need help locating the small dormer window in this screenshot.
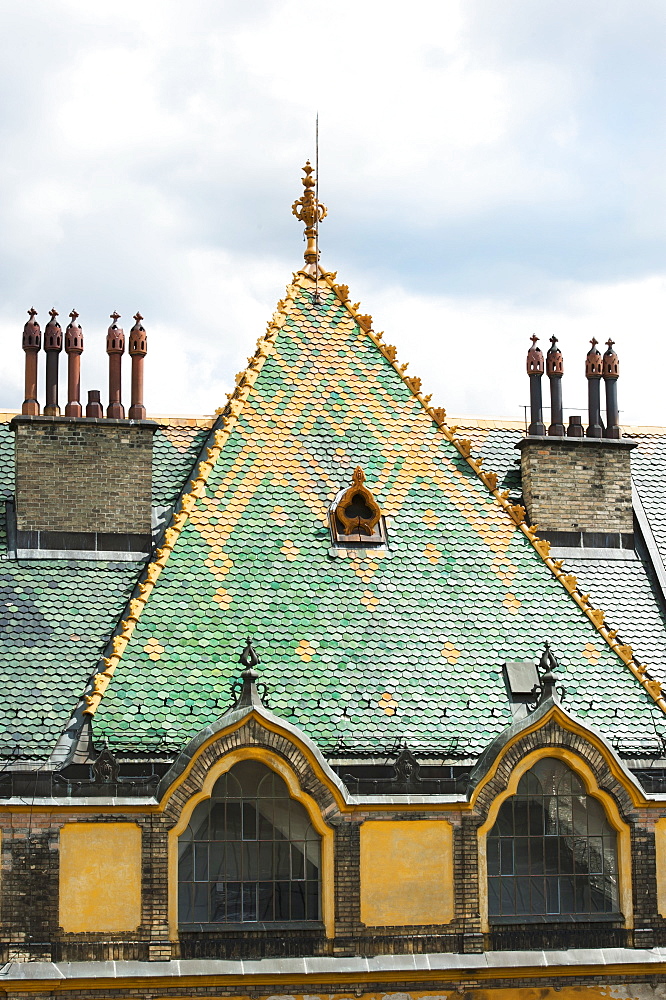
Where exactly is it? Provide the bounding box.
[329,467,387,546]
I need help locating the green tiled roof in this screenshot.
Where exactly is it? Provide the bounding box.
[92,274,666,755]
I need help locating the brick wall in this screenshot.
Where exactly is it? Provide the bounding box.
[518,437,635,534]
[11,416,156,535]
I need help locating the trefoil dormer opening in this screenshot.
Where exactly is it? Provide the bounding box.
[329,466,387,547]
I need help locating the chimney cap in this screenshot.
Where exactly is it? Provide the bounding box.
[44,308,62,352]
[526,334,544,375]
[585,337,603,378]
[129,312,147,357]
[603,337,619,379]
[22,307,41,350]
[65,309,83,354]
[546,334,563,375]
[106,311,125,354]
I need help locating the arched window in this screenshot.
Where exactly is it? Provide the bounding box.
[487,758,619,919]
[178,761,321,924]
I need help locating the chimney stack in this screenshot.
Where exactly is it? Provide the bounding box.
[64,310,83,418]
[128,313,147,420]
[526,335,545,436]
[518,334,635,551]
[603,339,621,439]
[106,312,125,419]
[21,309,41,416]
[13,305,156,561]
[585,338,603,438]
[43,309,62,416]
[546,335,565,436]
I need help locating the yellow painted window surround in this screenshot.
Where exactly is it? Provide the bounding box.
[167,746,335,939]
[476,748,633,933]
[178,760,321,925]
[655,817,666,917]
[487,758,619,919]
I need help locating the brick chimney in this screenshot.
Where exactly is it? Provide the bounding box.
[11,308,156,560]
[517,337,635,551]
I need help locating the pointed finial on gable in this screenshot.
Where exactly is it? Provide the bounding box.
[233,637,266,710]
[292,161,327,266]
[536,641,561,705]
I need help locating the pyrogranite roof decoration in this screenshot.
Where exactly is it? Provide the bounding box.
[66,270,666,757]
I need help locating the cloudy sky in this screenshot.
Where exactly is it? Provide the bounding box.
[1,0,665,425]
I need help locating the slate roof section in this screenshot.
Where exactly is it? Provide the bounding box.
[450,418,666,690]
[0,415,213,755]
[87,274,666,756]
[151,417,213,508]
[629,430,666,571]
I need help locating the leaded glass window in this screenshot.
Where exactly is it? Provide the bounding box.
[178,761,321,924]
[487,758,619,918]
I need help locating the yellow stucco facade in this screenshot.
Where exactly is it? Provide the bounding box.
[58,822,142,933]
[359,819,454,926]
[255,992,661,1000]
[655,816,666,917]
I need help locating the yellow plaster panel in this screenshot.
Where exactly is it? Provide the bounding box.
[59,822,142,932]
[656,817,666,917]
[360,819,453,926]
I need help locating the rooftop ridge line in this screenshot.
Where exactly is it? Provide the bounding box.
[317,269,666,718]
[79,280,302,720]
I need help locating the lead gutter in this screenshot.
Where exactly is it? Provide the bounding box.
[4,947,666,983]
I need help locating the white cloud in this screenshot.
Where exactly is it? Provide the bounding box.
[354,272,666,427]
[0,0,665,427]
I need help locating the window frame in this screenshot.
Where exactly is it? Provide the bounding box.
[476,748,633,933]
[486,759,620,921]
[167,748,335,940]
[177,762,321,927]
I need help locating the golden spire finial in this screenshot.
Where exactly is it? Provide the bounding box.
[292,160,327,265]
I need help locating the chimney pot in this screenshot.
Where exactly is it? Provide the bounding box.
[585,337,603,378]
[86,389,104,418]
[44,308,62,352]
[546,335,565,436]
[21,308,41,415]
[43,308,62,415]
[64,310,83,355]
[603,338,621,439]
[546,335,563,376]
[64,310,83,417]
[585,338,603,437]
[526,335,545,436]
[128,312,147,419]
[567,415,584,438]
[22,307,41,351]
[106,312,125,419]
[603,338,619,379]
[526,333,544,374]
